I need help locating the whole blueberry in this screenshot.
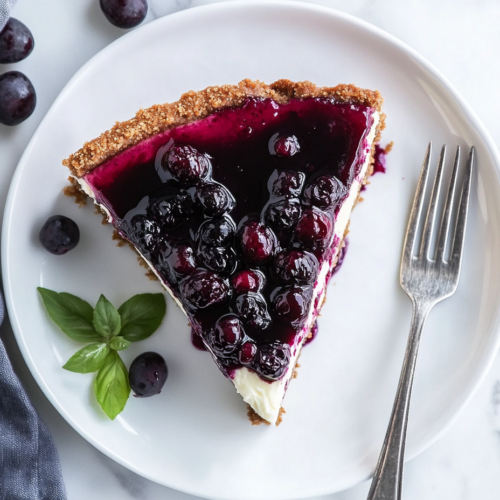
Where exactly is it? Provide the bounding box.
[195,182,235,217]
[0,18,34,64]
[272,250,319,285]
[271,286,313,328]
[162,144,210,185]
[231,269,265,294]
[100,0,148,29]
[235,292,271,331]
[197,243,237,276]
[198,217,235,247]
[180,270,231,310]
[268,170,305,198]
[265,199,301,230]
[236,221,277,264]
[0,71,36,126]
[272,134,300,157]
[208,315,243,356]
[129,352,168,398]
[39,215,80,255]
[303,175,346,211]
[255,342,291,380]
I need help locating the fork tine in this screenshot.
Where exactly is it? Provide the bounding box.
[420,145,446,259]
[450,147,475,268]
[436,146,460,262]
[402,142,431,266]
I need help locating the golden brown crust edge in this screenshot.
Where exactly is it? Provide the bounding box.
[62,79,384,177]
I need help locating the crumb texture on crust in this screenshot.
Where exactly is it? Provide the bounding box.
[63,78,384,177]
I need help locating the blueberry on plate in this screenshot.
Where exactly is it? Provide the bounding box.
[39,215,80,255]
[129,352,168,398]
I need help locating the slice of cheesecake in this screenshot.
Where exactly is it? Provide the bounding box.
[63,79,384,425]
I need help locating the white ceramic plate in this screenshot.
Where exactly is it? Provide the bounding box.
[3,2,500,499]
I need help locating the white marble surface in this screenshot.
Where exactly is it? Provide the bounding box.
[1,0,500,499]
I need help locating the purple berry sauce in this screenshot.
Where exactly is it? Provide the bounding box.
[84,97,376,382]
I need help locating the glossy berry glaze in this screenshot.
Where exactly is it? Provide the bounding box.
[84,97,376,382]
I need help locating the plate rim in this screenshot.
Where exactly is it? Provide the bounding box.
[3,1,500,498]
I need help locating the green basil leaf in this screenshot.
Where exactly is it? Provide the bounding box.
[37,287,101,342]
[118,293,166,342]
[93,351,130,420]
[93,295,121,338]
[108,336,131,351]
[63,343,110,373]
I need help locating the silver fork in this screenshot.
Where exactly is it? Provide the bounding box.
[366,143,475,500]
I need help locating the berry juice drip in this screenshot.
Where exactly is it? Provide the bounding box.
[85,97,375,382]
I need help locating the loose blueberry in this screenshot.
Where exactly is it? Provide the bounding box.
[268,170,305,198]
[99,0,148,29]
[180,270,231,310]
[295,207,333,250]
[265,199,301,230]
[0,18,34,64]
[271,286,312,327]
[208,315,243,356]
[128,214,160,252]
[255,342,291,380]
[0,71,36,126]
[149,187,195,230]
[195,182,235,217]
[235,293,271,331]
[162,144,210,184]
[198,243,236,275]
[236,221,276,264]
[129,352,168,398]
[239,341,257,365]
[272,134,300,157]
[39,215,80,255]
[231,269,265,294]
[272,250,319,285]
[198,216,235,247]
[303,175,346,210]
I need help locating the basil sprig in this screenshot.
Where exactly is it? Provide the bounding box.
[38,288,166,420]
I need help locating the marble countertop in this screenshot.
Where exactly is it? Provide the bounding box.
[2,0,500,499]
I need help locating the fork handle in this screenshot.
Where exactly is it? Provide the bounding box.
[366,300,432,500]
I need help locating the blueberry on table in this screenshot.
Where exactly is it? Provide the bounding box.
[100,0,148,29]
[0,18,34,64]
[0,71,36,126]
[129,352,168,398]
[39,215,80,255]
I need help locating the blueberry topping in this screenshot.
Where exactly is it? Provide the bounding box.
[0,71,36,126]
[236,221,277,264]
[271,286,312,327]
[239,341,257,365]
[197,243,236,275]
[128,214,160,252]
[265,199,301,230]
[272,134,300,157]
[0,18,34,64]
[295,207,333,250]
[268,170,306,198]
[207,315,243,356]
[129,352,168,398]
[149,187,195,230]
[158,243,197,280]
[256,342,291,380]
[198,216,235,247]
[180,270,231,310]
[100,0,148,29]
[235,293,271,331]
[195,182,235,217]
[39,215,80,255]
[162,145,210,184]
[231,269,265,294]
[303,175,346,210]
[272,250,319,285]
